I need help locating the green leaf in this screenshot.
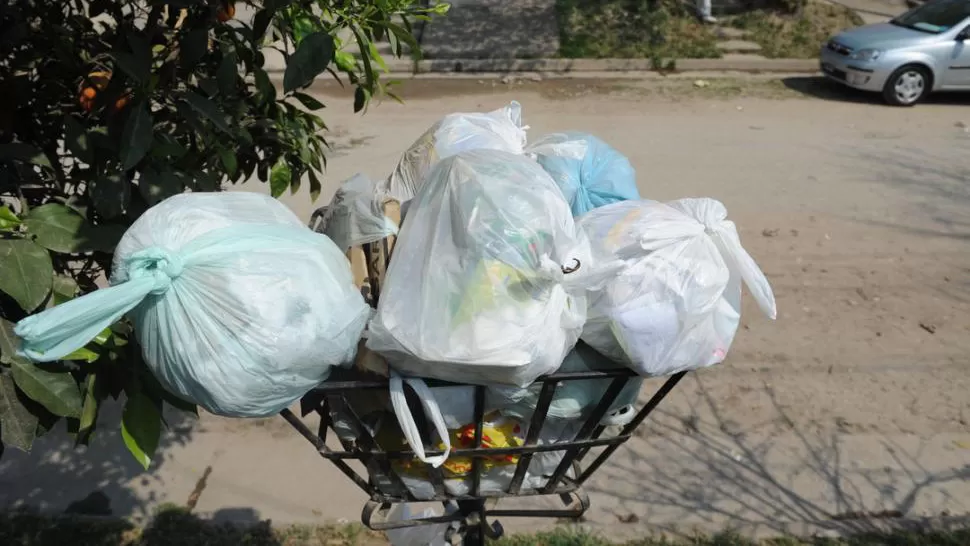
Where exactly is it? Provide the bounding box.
[113,52,149,84]
[367,41,388,72]
[0,143,51,167]
[92,327,113,346]
[181,91,231,133]
[0,205,19,231]
[121,391,161,470]
[51,275,79,306]
[120,104,153,171]
[252,8,274,42]
[23,203,117,254]
[11,360,82,418]
[23,204,85,253]
[334,50,356,73]
[139,167,184,206]
[292,92,324,111]
[254,68,276,104]
[152,134,188,159]
[0,240,53,312]
[0,375,38,452]
[63,116,93,164]
[353,86,369,113]
[1,318,23,365]
[181,29,209,68]
[308,169,322,202]
[62,347,100,363]
[217,53,238,95]
[269,157,291,198]
[77,373,101,445]
[386,21,421,60]
[91,173,130,219]
[218,148,237,177]
[283,32,335,93]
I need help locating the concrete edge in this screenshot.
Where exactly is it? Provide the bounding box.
[267,57,820,76]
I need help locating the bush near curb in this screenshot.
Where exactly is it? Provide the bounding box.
[556,0,721,62]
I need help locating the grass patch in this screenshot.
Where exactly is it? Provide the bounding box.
[0,508,383,546]
[496,528,970,546]
[3,511,969,546]
[730,1,865,58]
[556,0,720,61]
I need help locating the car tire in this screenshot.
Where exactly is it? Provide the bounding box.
[882,65,931,107]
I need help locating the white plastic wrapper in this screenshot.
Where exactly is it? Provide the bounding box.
[319,173,399,251]
[368,149,614,388]
[16,192,370,417]
[579,198,776,377]
[381,102,527,202]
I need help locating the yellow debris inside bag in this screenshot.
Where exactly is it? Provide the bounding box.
[379,412,527,478]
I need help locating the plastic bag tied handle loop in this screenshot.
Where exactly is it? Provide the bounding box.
[13,245,186,362]
[125,247,185,295]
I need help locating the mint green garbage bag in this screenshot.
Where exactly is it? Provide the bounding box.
[15,192,369,417]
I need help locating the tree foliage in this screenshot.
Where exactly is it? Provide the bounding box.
[0,0,446,465]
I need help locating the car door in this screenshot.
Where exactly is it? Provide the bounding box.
[943,23,970,87]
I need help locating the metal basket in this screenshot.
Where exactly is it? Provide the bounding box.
[284,205,687,544]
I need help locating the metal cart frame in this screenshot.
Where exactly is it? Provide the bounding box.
[287,206,687,544]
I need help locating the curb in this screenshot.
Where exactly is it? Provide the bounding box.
[380,57,820,74]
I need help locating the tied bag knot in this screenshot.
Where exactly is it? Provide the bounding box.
[124,247,185,295]
[15,246,190,362]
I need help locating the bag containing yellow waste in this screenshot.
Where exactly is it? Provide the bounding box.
[368,149,617,388]
[15,192,369,417]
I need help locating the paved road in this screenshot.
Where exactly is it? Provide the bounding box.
[2,77,969,539]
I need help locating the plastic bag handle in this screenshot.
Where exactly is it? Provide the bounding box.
[389,370,451,468]
[708,222,777,320]
[15,225,338,362]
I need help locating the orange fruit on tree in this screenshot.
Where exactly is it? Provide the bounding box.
[77,70,111,112]
[216,2,235,22]
[113,94,131,112]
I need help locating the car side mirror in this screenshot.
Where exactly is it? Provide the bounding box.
[957,28,970,41]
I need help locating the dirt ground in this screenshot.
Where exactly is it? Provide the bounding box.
[1,76,969,540]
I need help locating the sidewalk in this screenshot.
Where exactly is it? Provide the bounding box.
[419,0,560,59]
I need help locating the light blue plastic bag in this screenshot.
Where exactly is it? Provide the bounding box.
[15,192,369,417]
[528,132,639,217]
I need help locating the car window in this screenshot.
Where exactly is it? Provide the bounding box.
[892,0,970,34]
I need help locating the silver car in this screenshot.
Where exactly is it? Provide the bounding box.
[820,0,970,105]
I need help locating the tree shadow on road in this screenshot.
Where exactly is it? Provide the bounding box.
[782,76,970,106]
[579,373,970,538]
[839,146,970,244]
[0,398,196,523]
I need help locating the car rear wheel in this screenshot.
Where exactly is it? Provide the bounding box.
[882,65,930,106]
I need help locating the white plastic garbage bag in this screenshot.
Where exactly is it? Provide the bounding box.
[579,198,776,377]
[15,192,370,417]
[492,342,643,426]
[385,503,459,546]
[368,149,613,388]
[319,173,399,251]
[382,102,527,202]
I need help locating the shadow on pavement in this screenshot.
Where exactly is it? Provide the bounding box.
[0,398,196,522]
[839,146,970,244]
[782,76,970,106]
[581,373,970,538]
